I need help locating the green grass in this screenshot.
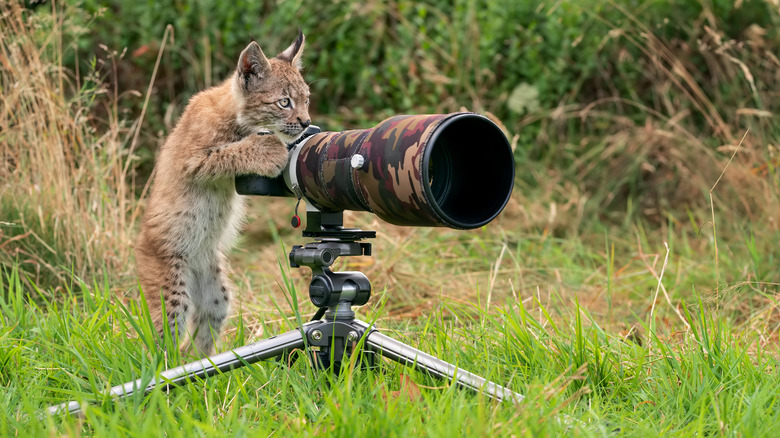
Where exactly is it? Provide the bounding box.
[4,225,780,437]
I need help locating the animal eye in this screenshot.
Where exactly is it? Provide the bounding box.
[278,98,291,108]
[305,97,310,105]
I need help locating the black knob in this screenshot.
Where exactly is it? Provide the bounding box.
[309,276,333,307]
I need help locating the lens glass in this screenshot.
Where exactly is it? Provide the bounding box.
[428,145,452,201]
[424,115,515,228]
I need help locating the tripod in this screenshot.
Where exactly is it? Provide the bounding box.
[47,211,524,416]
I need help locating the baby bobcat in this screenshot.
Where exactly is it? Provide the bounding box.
[136,33,310,355]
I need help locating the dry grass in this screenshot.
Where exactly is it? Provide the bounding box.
[0,1,137,289]
[516,0,780,228]
[1,0,778,327]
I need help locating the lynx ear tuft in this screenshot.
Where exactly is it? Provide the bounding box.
[277,30,305,70]
[237,41,270,80]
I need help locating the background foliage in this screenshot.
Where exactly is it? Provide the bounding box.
[75,0,780,222]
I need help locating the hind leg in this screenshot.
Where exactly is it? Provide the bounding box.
[162,287,193,350]
[191,259,231,355]
[141,252,194,351]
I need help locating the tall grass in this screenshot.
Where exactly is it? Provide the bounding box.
[551,0,780,227]
[4,266,780,436]
[0,1,137,290]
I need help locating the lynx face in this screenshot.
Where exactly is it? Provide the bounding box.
[234,33,311,144]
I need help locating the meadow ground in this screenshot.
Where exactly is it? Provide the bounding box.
[2,0,780,436]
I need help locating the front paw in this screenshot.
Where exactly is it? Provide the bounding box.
[261,140,291,177]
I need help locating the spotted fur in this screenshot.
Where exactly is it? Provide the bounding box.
[135,33,310,355]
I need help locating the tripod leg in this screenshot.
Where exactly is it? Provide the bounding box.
[364,329,524,404]
[47,321,320,416]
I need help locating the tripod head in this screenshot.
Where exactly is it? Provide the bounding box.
[289,210,375,321]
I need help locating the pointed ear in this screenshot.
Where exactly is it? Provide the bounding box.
[277,31,305,70]
[237,41,270,80]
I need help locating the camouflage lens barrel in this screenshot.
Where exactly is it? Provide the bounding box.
[286,112,515,229]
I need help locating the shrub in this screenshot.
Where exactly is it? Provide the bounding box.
[73,0,780,226]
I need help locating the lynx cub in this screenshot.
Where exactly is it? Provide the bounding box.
[136,33,310,355]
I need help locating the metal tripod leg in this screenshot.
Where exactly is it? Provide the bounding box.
[359,321,524,404]
[47,321,318,416]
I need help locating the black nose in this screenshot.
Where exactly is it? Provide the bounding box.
[298,118,311,128]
